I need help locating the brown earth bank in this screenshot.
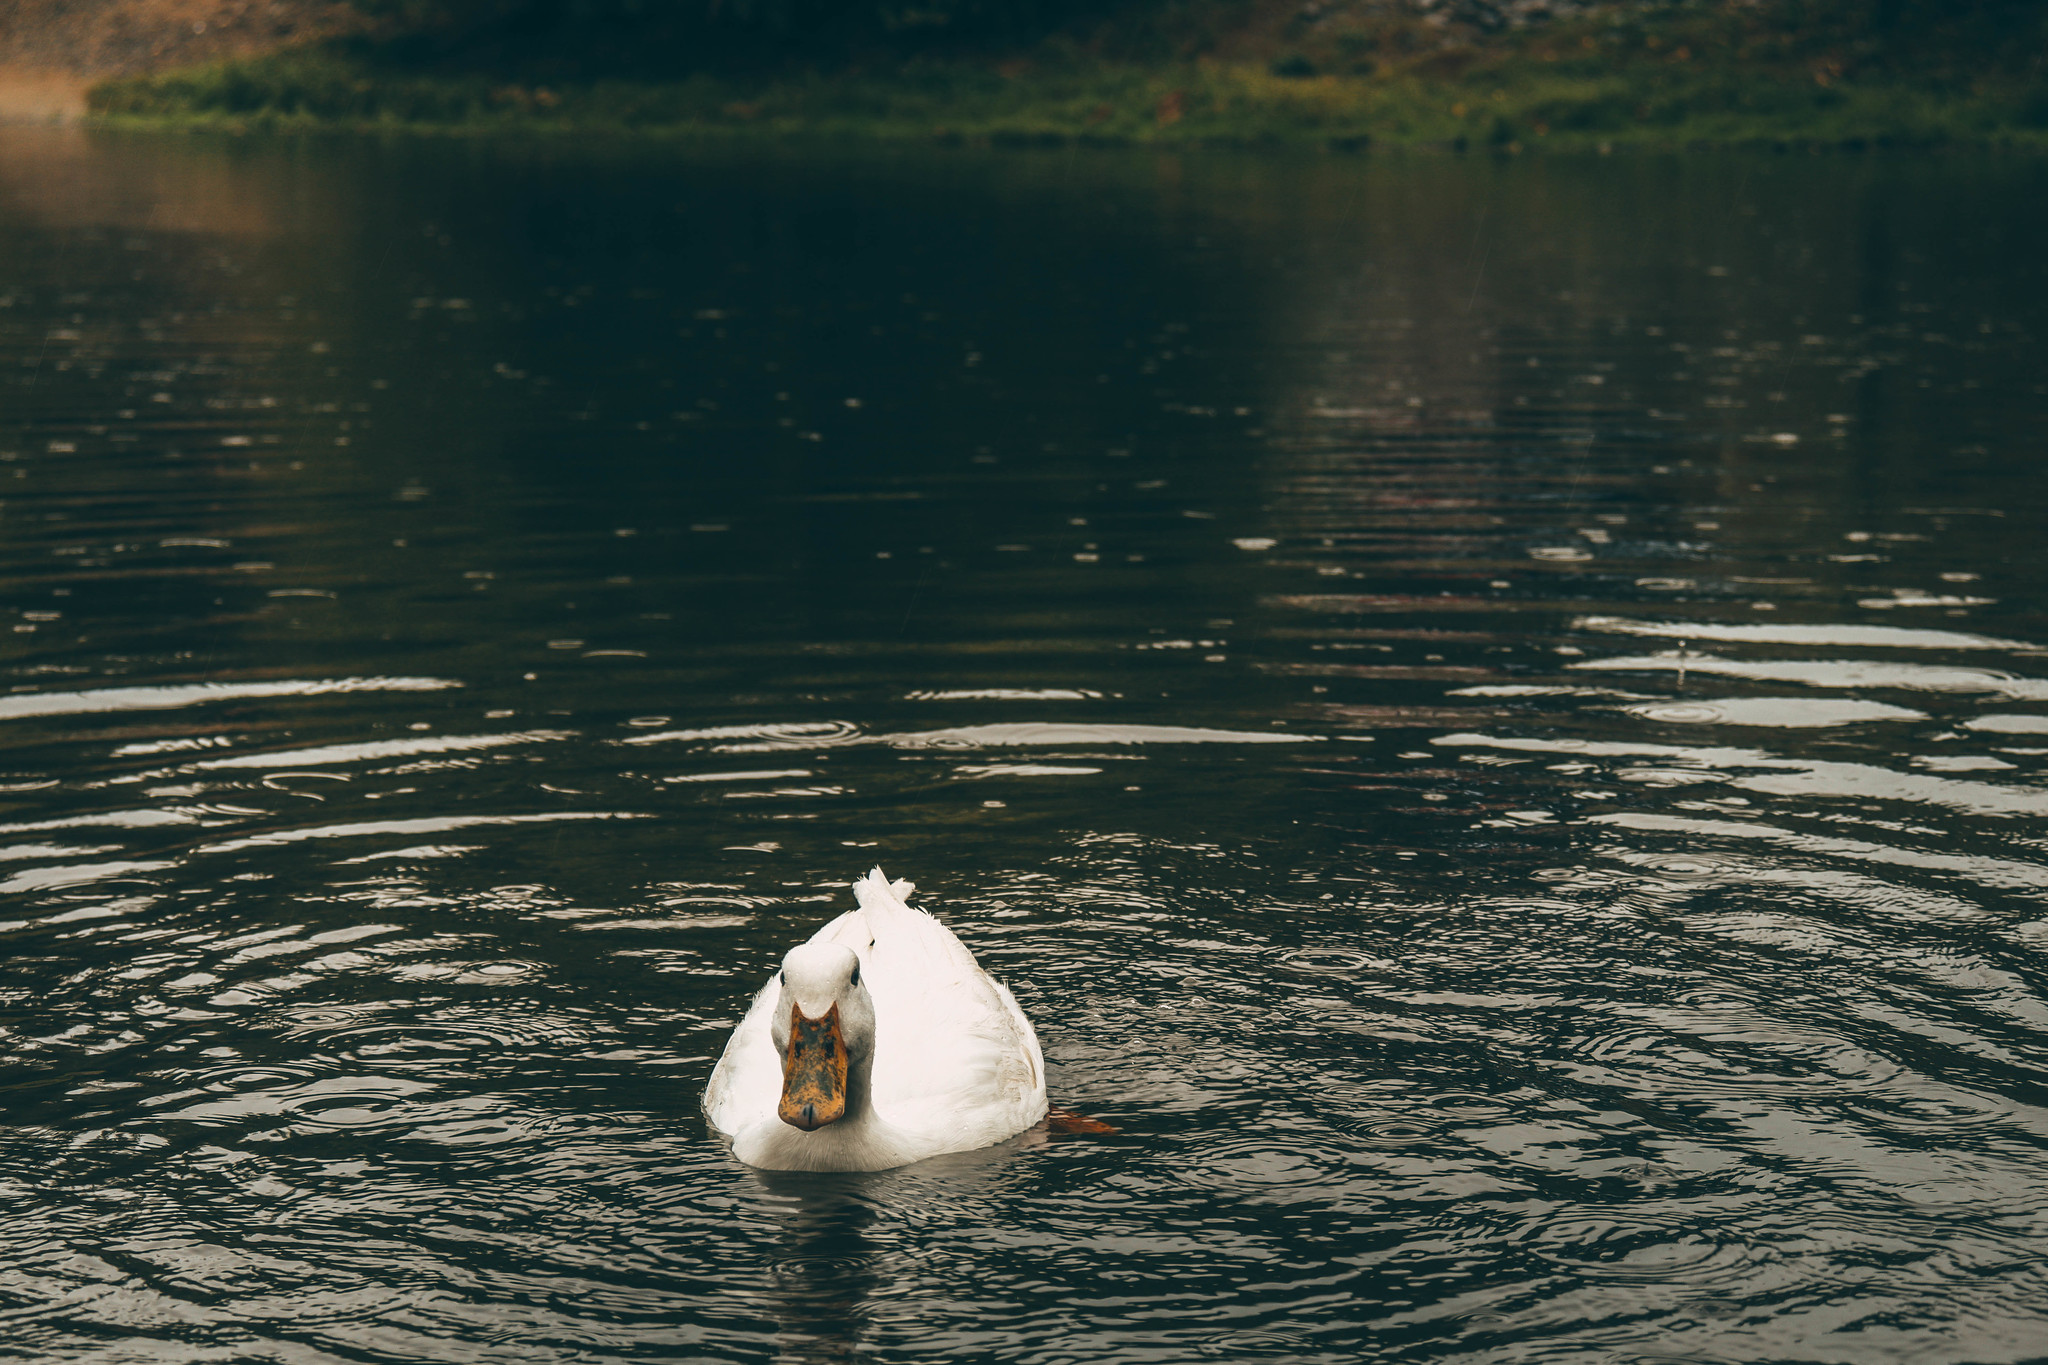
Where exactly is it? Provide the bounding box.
[0,0,365,75]
[0,63,84,118]
[0,0,365,118]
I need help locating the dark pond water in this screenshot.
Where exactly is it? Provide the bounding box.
[3,126,2048,1363]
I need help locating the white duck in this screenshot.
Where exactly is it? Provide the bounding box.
[703,867,1047,1172]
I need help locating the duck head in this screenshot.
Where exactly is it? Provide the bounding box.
[769,942,873,1132]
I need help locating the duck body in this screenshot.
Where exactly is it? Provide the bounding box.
[703,868,1047,1172]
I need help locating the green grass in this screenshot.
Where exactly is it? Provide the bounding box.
[88,46,2048,150]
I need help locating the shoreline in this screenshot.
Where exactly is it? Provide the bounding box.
[83,54,2048,152]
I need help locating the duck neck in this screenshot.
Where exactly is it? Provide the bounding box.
[738,1036,905,1172]
[840,1043,877,1127]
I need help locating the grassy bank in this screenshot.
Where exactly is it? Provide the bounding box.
[86,1,2048,150]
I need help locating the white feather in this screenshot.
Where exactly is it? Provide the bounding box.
[703,867,1047,1171]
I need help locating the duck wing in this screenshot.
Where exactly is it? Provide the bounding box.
[702,970,779,1136]
[848,868,1047,1143]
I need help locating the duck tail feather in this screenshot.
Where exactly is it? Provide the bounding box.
[854,866,917,917]
[853,866,964,961]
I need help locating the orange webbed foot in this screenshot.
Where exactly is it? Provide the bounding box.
[1046,1105,1118,1135]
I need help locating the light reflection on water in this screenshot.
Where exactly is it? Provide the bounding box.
[2,126,2047,1362]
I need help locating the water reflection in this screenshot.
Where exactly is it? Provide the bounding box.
[0,125,2046,1361]
[759,1179,886,1363]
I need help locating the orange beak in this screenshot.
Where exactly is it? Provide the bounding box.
[778,1001,849,1131]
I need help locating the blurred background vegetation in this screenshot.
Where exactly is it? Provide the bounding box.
[330,0,2046,77]
[88,0,2048,145]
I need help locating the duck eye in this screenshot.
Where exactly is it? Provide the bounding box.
[779,971,787,987]
[850,963,861,987]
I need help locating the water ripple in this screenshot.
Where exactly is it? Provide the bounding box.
[3,131,2046,1365]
